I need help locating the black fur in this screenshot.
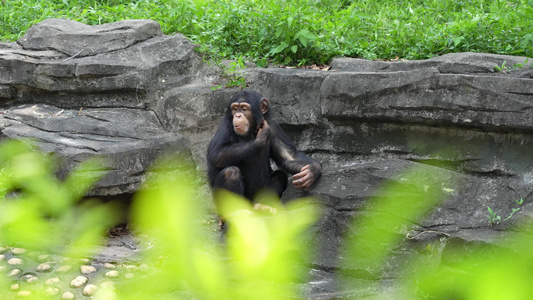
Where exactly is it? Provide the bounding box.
[207,90,321,201]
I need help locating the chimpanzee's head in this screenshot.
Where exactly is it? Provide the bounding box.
[227,90,270,137]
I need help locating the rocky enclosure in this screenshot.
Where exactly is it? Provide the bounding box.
[2,19,533,298]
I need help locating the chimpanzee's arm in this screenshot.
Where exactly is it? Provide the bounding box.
[269,122,322,188]
[208,120,270,169]
[209,141,261,169]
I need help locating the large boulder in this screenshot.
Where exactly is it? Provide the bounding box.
[248,53,533,297]
[0,19,215,195]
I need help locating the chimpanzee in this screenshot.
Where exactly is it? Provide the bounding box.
[207,90,322,209]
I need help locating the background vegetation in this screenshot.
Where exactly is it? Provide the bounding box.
[1,0,532,66]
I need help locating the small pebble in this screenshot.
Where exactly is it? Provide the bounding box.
[103,263,116,269]
[22,273,39,284]
[70,276,88,288]
[139,264,149,271]
[45,277,61,285]
[37,254,50,262]
[17,291,32,297]
[7,268,22,277]
[9,283,20,291]
[0,265,6,271]
[123,265,138,271]
[7,257,23,265]
[0,254,5,262]
[37,263,53,272]
[105,270,120,278]
[62,291,75,300]
[80,258,91,265]
[125,272,135,279]
[0,246,7,253]
[10,248,26,255]
[56,265,72,273]
[82,284,98,296]
[45,287,60,297]
[80,265,97,274]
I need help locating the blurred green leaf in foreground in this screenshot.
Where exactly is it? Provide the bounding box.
[125,157,318,299]
[3,140,533,299]
[0,140,120,293]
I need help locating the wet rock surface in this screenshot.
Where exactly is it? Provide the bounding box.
[2,19,533,298]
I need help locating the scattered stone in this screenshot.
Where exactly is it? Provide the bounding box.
[9,283,20,291]
[125,272,135,279]
[37,254,50,262]
[45,287,60,297]
[0,266,6,272]
[62,291,76,300]
[82,284,98,296]
[45,277,61,285]
[37,263,53,272]
[70,276,89,288]
[17,291,32,297]
[80,258,91,265]
[7,258,23,265]
[7,268,22,277]
[22,273,39,284]
[80,265,97,274]
[105,270,120,278]
[123,265,138,271]
[56,265,72,273]
[0,254,5,262]
[0,246,7,254]
[10,248,26,255]
[139,264,149,271]
[103,263,116,269]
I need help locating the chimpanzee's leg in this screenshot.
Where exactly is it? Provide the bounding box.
[268,170,288,198]
[213,166,245,233]
[214,166,244,196]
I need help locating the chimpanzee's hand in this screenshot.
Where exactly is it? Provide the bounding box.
[292,165,319,189]
[255,120,270,146]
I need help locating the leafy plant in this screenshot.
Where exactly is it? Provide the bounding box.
[119,156,318,299]
[1,0,532,65]
[4,139,533,299]
[487,206,502,226]
[211,56,248,90]
[487,197,524,226]
[0,140,119,253]
[495,59,531,72]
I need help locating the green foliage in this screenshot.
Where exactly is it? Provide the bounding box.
[122,157,318,299]
[495,58,532,72]
[487,197,524,226]
[0,139,119,257]
[342,163,457,279]
[487,206,502,226]
[4,141,533,299]
[211,56,248,90]
[1,0,532,65]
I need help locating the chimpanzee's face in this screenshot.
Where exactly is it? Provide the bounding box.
[231,102,253,136]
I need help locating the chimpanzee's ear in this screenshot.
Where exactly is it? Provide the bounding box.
[260,98,269,115]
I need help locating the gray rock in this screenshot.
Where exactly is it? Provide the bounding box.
[1,104,188,195]
[18,19,162,57]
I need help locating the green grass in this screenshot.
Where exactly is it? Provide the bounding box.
[1,0,532,65]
